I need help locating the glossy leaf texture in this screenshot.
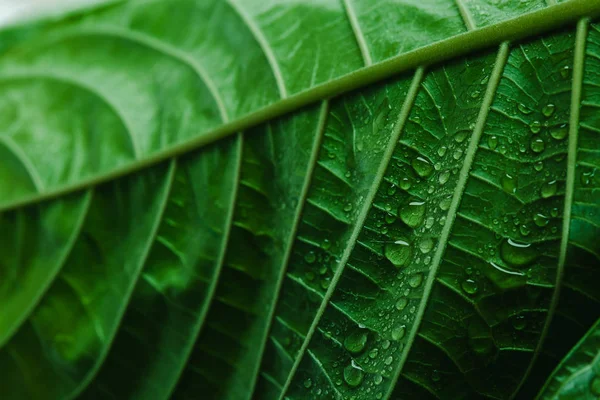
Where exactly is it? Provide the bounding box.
[536,318,600,399]
[0,1,599,400]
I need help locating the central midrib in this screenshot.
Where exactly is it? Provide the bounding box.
[1,0,599,213]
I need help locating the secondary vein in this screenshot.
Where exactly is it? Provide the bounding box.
[383,42,510,400]
[342,0,373,66]
[513,17,590,399]
[278,66,426,400]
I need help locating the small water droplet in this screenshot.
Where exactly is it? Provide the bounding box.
[304,251,316,264]
[439,195,452,211]
[412,156,434,178]
[500,238,538,268]
[501,173,517,194]
[384,356,393,365]
[533,213,549,227]
[518,103,532,115]
[387,184,397,196]
[437,146,447,157]
[550,124,568,140]
[409,273,424,288]
[395,297,408,311]
[322,239,331,250]
[425,216,435,229]
[400,201,426,228]
[581,170,595,186]
[461,279,478,295]
[431,370,441,382]
[542,104,555,117]
[369,348,379,359]
[530,121,542,134]
[385,240,412,268]
[534,161,544,172]
[530,137,545,153]
[391,324,406,341]
[304,378,312,388]
[400,178,412,190]
[344,203,353,212]
[453,148,464,160]
[382,340,391,350]
[455,131,468,143]
[541,180,557,198]
[471,90,481,98]
[512,314,527,330]
[551,207,559,218]
[520,224,530,237]
[344,329,368,354]
[488,135,498,150]
[560,65,570,78]
[419,238,434,254]
[344,361,364,387]
[374,374,383,385]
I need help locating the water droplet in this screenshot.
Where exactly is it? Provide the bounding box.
[518,103,532,115]
[520,224,530,237]
[304,251,316,264]
[425,216,435,229]
[534,161,544,172]
[344,361,364,387]
[541,180,557,198]
[305,271,315,281]
[530,121,542,134]
[385,213,396,224]
[387,184,397,196]
[395,297,408,311]
[385,240,412,268]
[409,273,424,288]
[344,329,368,354]
[369,348,379,359]
[530,138,545,154]
[374,374,383,385]
[321,278,330,289]
[322,239,331,250]
[391,324,406,341]
[400,201,426,228]
[400,178,411,190]
[455,131,468,143]
[512,314,527,330]
[551,207,559,218]
[419,238,434,254]
[382,340,391,350]
[550,124,567,140]
[533,213,549,227]
[560,65,570,78]
[471,90,481,98]
[439,195,452,211]
[373,98,390,135]
[412,156,434,178]
[488,135,498,150]
[581,170,595,186]
[437,146,447,157]
[304,378,312,388]
[542,104,555,117]
[501,173,517,194]
[468,319,495,356]
[500,238,538,268]
[384,356,393,365]
[438,170,450,185]
[431,370,441,382]
[344,203,353,212]
[461,279,478,295]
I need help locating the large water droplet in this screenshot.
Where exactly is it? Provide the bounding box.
[412,156,434,178]
[530,137,545,153]
[344,329,368,354]
[488,135,498,150]
[542,104,555,117]
[501,173,517,194]
[408,273,424,288]
[419,238,434,254]
[541,180,557,198]
[530,121,541,134]
[385,240,412,268]
[400,201,426,228]
[461,279,478,295]
[518,103,532,115]
[500,238,538,268]
[395,297,408,311]
[533,213,549,227]
[550,124,568,140]
[344,361,364,387]
[400,178,411,190]
[391,324,406,341]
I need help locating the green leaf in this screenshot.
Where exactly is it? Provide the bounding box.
[536,318,600,399]
[0,1,599,400]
